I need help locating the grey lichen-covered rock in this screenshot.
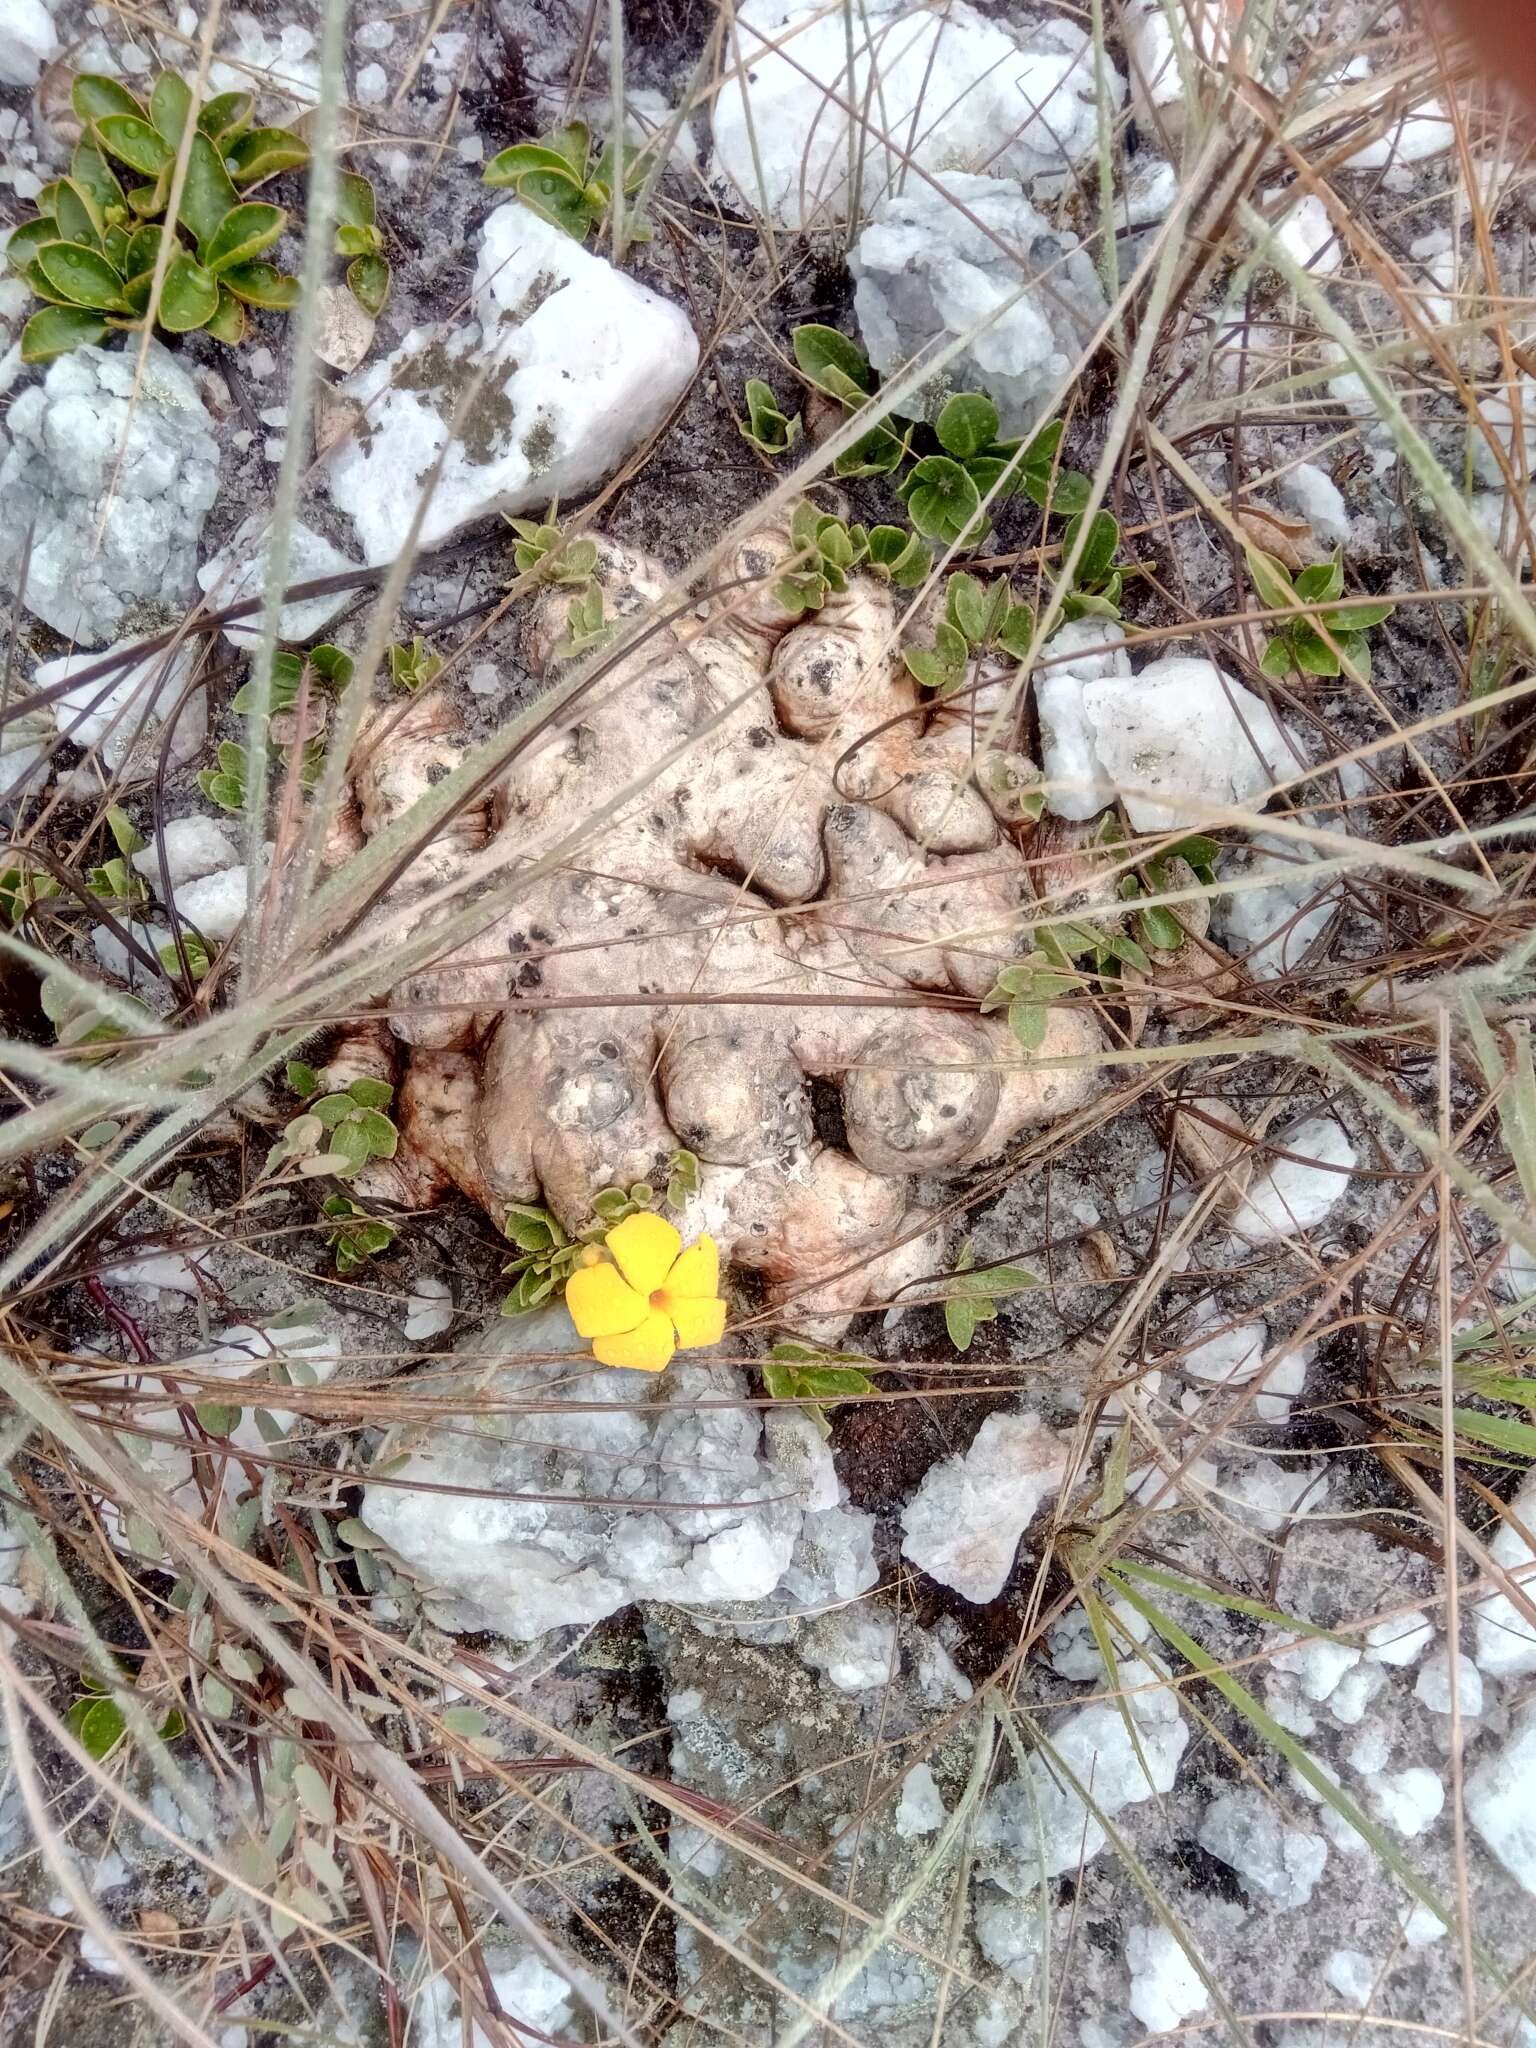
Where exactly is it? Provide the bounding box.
[653,1607,1026,2046]
[323,200,698,563]
[360,1306,859,1641]
[0,342,219,646]
[851,173,1106,434]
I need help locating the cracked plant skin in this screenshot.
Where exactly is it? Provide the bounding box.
[339,524,1105,1338]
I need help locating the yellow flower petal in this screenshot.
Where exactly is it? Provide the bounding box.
[566,1261,648,1338]
[666,1234,719,1300]
[606,1211,682,1295]
[593,1310,675,1373]
[666,1293,726,1350]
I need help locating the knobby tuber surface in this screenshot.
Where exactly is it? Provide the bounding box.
[339,529,1109,1334]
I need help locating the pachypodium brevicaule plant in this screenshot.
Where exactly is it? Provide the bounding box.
[11,71,311,361]
[1246,544,1396,679]
[902,569,1037,694]
[200,644,355,811]
[482,118,655,243]
[775,501,930,616]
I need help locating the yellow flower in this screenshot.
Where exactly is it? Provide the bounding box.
[564,1212,725,1372]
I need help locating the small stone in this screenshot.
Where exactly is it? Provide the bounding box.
[893,1761,945,1838]
[1399,1903,1445,1948]
[798,1607,896,1693]
[355,60,387,103]
[1229,1115,1357,1242]
[1280,462,1351,548]
[0,342,219,646]
[850,173,1105,436]
[1181,1312,1267,1387]
[131,816,239,889]
[1470,1464,1536,1676]
[467,661,501,697]
[1365,1765,1444,1838]
[404,1275,453,1342]
[1264,190,1343,278]
[1414,1648,1484,1717]
[357,15,394,46]
[1126,1923,1209,2034]
[1324,1949,1375,2007]
[1364,1611,1433,1666]
[1197,1786,1327,1909]
[899,1410,1068,1603]
[1036,655,1297,827]
[197,514,358,650]
[1124,0,1230,133]
[1272,1635,1360,1703]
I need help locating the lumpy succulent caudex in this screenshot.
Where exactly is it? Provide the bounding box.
[343,527,1104,1336]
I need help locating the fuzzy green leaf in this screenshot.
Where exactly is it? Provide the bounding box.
[791,322,874,396]
[20,304,110,362]
[346,252,391,317]
[1245,545,1298,611]
[904,455,983,544]
[201,201,286,273]
[225,127,312,187]
[218,260,301,309]
[336,170,378,230]
[95,112,174,177]
[198,91,255,144]
[935,390,1000,460]
[204,286,247,344]
[158,252,219,331]
[149,71,194,144]
[70,138,126,220]
[74,74,145,124]
[34,241,129,310]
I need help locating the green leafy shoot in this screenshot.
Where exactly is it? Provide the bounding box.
[264,1076,398,1184]
[980,952,1081,1052]
[505,507,601,586]
[482,119,655,246]
[389,637,444,694]
[553,584,612,662]
[335,169,390,316]
[14,70,308,360]
[1111,832,1220,954]
[763,1342,877,1438]
[740,377,801,456]
[1246,544,1395,680]
[934,1241,1039,1352]
[903,571,1034,695]
[773,502,928,616]
[322,1194,396,1274]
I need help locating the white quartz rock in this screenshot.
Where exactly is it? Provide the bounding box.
[894,1761,945,1838]
[35,639,204,773]
[411,1948,579,2048]
[850,173,1105,435]
[799,1607,897,1693]
[1363,1611,1432,1667]
[978,1661,1188,1882]
[1046,617,1130,683]
[712,0,1117,228]
[325,202,697,564]
[900,1410,1069,1603]
[0,0,58,85]
[1126,1923,1208,2034]
[1466,1707,1536,1894]
[1180,1310,1267,1387]
[1280,462,1351,548]
[1364,1765,1444,1839]
[1213,831,1342,978]
[1124,0,1230,131]
[1470,1464,1536,1677]
[1197,1786,1328,1909]
[1414,1648,1483,1716]
[197,514,358,648]
[0,342,219,646]
[1036,655,1297,826]
[1229,1115,1357,1242]
[132,816,239,890]
[361,1305,852,1640]
[1263,191,1343,278]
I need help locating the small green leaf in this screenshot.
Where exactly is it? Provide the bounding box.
[791,322,875,396]
[218,260,301,309]
[35,241,130,311]
[158,251,219,331]
[178,132,240,245]
[286,1060,320,1098]
[74,75,145,124]
[77,1696,128,1759]
[204,286,247,344]
[1324,600,1393,631]
[20,304,110,361]
[1064,508,1120,589]
[1138,903,1185,951]
[202,201,286,272]
[94,113,174,176]
[293,1761,336,1824]
[483,140,583,186]
[935,390,1000,460]
[1245,545,1298,611]
[336,170,378,230]
[149,71,194,144]
[347,1077,393,1109]
[905,455,985,545]
[1290,626,1342,678]
[8,218,60,268]
[1294,555,1344,604]
[225,127,312,187]
[202,1676,235,1719]
[198,91,255,144]
[70,138,126,220]
[1008,997,1049,1050]
[346,252,391,317]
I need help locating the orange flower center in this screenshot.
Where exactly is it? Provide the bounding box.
[650,1288,670,1311]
